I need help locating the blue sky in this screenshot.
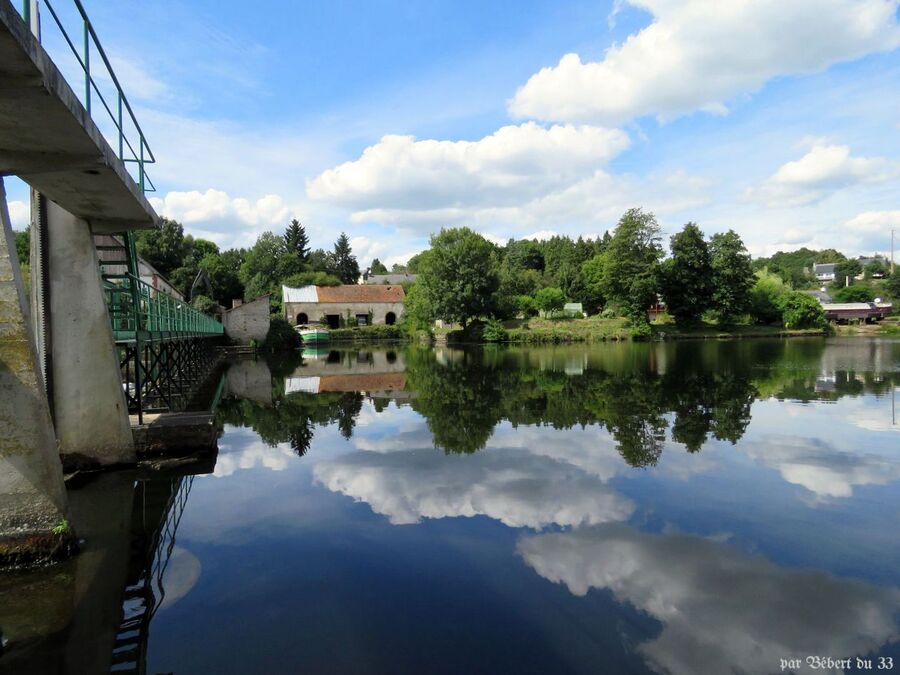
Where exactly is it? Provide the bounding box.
[6,0,900,267]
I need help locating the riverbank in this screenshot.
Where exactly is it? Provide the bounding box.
[493,317,827,343]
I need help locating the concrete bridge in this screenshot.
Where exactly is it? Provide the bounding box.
[0,0,223,564]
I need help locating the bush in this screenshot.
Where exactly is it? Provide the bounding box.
[482,318,508,342]
[630,321,653,340]
[779,292,826,329]
[535,287,566,317]
[515,294,538,318]
[328,324,405,341]
[600,307,618,319]
[749,270,788,324]
[834,285,875,303]
[261,316,301,351]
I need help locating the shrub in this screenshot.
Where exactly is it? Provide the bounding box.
[535,287,566,317]
[482,318,508,342]
[600,307,618,319]
[749,270,788,324]
[329,325,405,341]
[262,316,301,352]
[779,292,825,329]
[630,321,653,340]
[833,285,875,303]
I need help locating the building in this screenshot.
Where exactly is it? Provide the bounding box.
[821,301,893,322]
[813,263,836,282]
[359,270,418,285]
[283,284,405,328]
[221,296,271,345]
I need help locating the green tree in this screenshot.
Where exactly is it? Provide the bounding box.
[515,294,538,318]
[834,285,875,303]
[535,287,566,317]
[660,223,712,325]
[191,294,219,316]
[749,269,788,324]
[887,270,900,299]
[864,258,888,279]
[418,227,499,328]
[281,271,341,288]
[597,208,663,326]
[833,259,863,287]
[240,231,283,293]
[580,252,608,315]
[283,219,310,263]
[135,218,185,276]
[370,258,389,275]
[779,292,826,329]
[332,232,360,284]
[400,281,434,332]
[14,226,29,267]
[200,252,244,306]
[709,230,754,324]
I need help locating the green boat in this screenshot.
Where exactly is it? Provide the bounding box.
[296,325,330,344]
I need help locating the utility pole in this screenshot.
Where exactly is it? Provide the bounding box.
[892,228,895,275]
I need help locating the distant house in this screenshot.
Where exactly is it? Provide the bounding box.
[821,302,892,322]
[563,302,584,317]
[283,284,405,328]
[359,270,418,285]
[813,263,836,282]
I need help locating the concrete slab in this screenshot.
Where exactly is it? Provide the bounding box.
[0,1,158,231]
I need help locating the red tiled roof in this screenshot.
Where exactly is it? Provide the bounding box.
[315,284,405,303]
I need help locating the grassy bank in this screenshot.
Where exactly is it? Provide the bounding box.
[498,316,827,344]
[327,325,408,341]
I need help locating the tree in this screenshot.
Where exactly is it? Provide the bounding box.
[240,232,283,289]
[370,258,389,275]
[581,253,608,315]
[535,287,566,317]
[596,208,663,326]
[865,258,888,279]
[779,292,826,329]
[660,223,713,325]
[283,219,310,262]
[281,271,341,288]
[887,271,900,299]
[834,285,875,303]
[200,252,244,306]
[749,269,788,324]
[14,226,29,267]
[135,217,184,276]
[191,294,219,316]
[332,232,360,284]
[418,228,499,328]
[709,230,754,324]
[833,259,863,287]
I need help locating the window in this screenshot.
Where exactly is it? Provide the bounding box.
[356,314,369,326]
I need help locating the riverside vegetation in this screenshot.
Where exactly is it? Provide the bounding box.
[12,208,897,347]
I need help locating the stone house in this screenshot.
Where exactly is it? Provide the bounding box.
[283,284,405,328]
[221,295,271,345]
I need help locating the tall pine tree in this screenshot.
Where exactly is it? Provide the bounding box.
[332,232,360,284]
[283,219,310,263]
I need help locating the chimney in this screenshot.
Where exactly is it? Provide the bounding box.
[232,299,243,309]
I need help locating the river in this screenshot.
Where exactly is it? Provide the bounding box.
[1,338,899,674]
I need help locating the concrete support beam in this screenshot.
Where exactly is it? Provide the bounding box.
[0,176,70,562]
[38,196,134,466]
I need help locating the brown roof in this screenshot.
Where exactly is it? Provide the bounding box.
[318,373,407,392]
[316,284,405,303]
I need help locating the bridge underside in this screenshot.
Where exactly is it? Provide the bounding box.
[0,1,156,231]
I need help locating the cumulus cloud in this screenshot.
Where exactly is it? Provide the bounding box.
[740,436,900,499]
[509,0,900,124]
[307,122,707,234]
[213,436,296,477]
[6,200,28,229]
[519,525,900,675]
[313,446,634,529]
[149,189,293,244]
[845,210,900,233]
[746,143,899,207]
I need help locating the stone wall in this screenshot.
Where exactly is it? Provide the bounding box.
[223,296,270,344]
[284,301,404,326]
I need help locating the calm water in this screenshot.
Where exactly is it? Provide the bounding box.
[2,338,899,674]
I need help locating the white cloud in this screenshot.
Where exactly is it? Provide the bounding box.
[308,122,630,210]
[349,235,389,266]
[149,189,293,246]
[522,230,558,241]
[213,435,296,477]
[6,200,28,229]
[845,210,900,233]
[519,525,900,675]
[307,122,707,235]
[509,0,900,124]
[313,446,634,529]
[740,436,900,499]
[746,143,898,207]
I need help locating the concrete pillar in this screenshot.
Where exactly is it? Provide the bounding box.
[0,177,70,561]
[36,196,134,466]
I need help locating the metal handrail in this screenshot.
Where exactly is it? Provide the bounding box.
[105,274,224,340]
[18,0,156,193]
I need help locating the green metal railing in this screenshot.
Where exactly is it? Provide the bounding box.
[105,274,224,343]
[19,0,156,192]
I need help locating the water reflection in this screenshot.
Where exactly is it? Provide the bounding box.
[519,525,900,675]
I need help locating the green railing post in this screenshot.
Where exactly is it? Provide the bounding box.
[117,93,123,159]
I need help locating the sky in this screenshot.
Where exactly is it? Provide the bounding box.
[5,0,900,267]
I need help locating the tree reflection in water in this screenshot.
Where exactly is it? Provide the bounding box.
[218,339,899,465]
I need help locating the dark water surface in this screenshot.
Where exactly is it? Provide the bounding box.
[2,338,900,674]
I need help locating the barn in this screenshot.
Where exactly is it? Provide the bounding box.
[283,284,405,328]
